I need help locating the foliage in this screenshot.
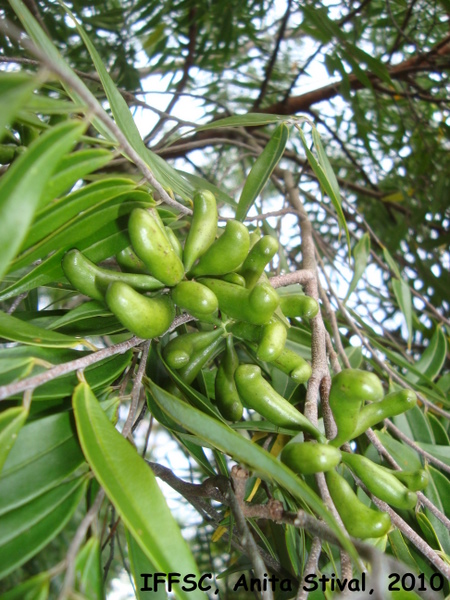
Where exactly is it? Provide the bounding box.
[0,1,449,599]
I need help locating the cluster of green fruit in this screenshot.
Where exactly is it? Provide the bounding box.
[281,369,427,539]
[62,190,427,541]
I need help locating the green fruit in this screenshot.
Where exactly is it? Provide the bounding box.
[234,364,325,441]
[171,281,219,321]
[62,249,165,302]
[257,318,288,362]
[105,282,175,339]
[219,273,247,287]
[281,442,342,475]
[116,245,149,274]
[325,468,391,539]
[165,226,183,261]
[273,348,312,384]
[198,278,279,325]
[238,235,279,289]
[352,389,417,439]
[329,369,384,447]
[189,220,250,276]
[390,469,429,492]
[183,190,218,272]
[178,333,225,384]
[214,336,243,421]
[342,452,417,510]
[278,293,319,319]
[128,207,184,286]
[163,329,224,370]
[228,321,262,343]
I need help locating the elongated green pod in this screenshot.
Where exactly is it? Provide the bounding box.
[239,235,279,289]
[234,364,325,441]
[105,282,174,339]
[128,208,184,286]
[257,318,287,362]
[171,280,219,321]
[273,348,312,383]
[341,452,417,510]
[163,329,224,370]
[352,389,417,439]
[390,468,429,492]
[199,278,279,325]
[279,293,319,319]
[329,369,384,447]
[183,190,218,272]
[178,333,225,385]
[281,442,342,475]
[62,249,165,302]
[189,220,250,277]
[325,468,391,539]
[214,336,243,421]
[219,272,247,287]
[116,245,148,274]
[165,226,183,261]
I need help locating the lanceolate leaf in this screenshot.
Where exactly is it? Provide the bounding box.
[0,407,28,473]
[0,72,37,140]
[392,278,413,350]
[126,528,167,600]
[75,537,104,600]
[72,382,205,600]
[407,326,447,384]
[147,379,359,563]
[236,123,289,222]
[345,233,370,301]
[193,113,289,131]
[0,120,85,281]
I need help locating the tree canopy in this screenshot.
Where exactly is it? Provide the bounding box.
[0,1,449,599]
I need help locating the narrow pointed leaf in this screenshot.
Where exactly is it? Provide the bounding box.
[345,233,370,301]
[193,113,288,131]
[75,536,104,600]
[407,326,447,384]
[72,382,205,600]
[0,72,37,140]
[236,123,289,221]
[0,120,85,280]
[2,572,50,600]
[392,278,413,349]
[0,407,28,473]
[147,379,358,562]
[126,528,167,600]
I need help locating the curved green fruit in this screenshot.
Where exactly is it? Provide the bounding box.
[190,220,250,276]
[234,364,325,441]
[281,442,342,475]
[116,245,148,274]
[165,226,183,261]
[390,468,429,492]
[279,293,319,319]
[163,329,224,370]
[228,321,261,343]
[183,190,218,272]
[257,318,287,362]
[352,389,417,439]
[219,272,247,287]
[239,235,279,289]
[214,336,243,422]
[325,468,391,539]
[198,278,279,325]
[171,281,219,321]
[105,282,175,339]
[62,249,165,302]
[273,348,312,384]
[342,452,417,510]
[329,369,384,447]
[178,332,225,384]
[128,208,184,286]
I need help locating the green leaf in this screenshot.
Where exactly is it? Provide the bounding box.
[1,572,50,600]
[0,476,86,579]
[0,407,28,473]
[374,432,422,471]
[0,310,90,349]
[126,528,167,600]
[0,120,85,281]
[416,442,450,464]
[236,123,289,221]
[382,247,402,278]
[407,326,447,384]
[75,536,104,600]
[193,113,289,132]
[388,529,420,573]
[38,148,113,209]
[72,382,205,600]
[147,379,359,563]
[0,72,37,140]
[392,278,413,350]
[423,467,450,555]
[345,233,370,301]
[297,126,351,259]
